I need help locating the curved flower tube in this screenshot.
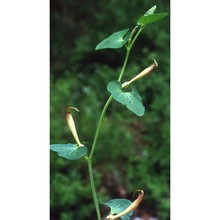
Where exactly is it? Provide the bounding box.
[106,190,144,220]
[66,107,83,147]
[122,59,158,88]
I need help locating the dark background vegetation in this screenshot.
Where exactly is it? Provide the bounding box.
[50,0,170,219]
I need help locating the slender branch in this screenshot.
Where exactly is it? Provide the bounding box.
[117,48,131,82]
[87,96,112,220]
[88,160,102,220]
[118,27,142,82]
[89,95,113,160]
[128,27,143,50]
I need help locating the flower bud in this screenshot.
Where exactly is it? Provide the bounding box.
[122,59,158,88]
[66,107,83,147]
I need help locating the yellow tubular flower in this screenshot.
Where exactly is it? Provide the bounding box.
[122,59,158,88]
[66,107,83,147]
[106,190,144,220]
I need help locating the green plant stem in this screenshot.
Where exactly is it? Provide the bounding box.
[87,27,142,220]
[118,27,142,82]
[88,159,102,220]
[87,96,112,220]
[117,48,131,82]
[129,26,143,50]
[89,95,113,160]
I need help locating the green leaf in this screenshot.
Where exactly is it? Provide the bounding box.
[107,81,145,116]
[50,143,87,160]
[95,29,130,50]
[103,199,133,220]
[138,13,168,26]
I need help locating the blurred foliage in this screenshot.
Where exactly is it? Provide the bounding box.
[50,0,170,219]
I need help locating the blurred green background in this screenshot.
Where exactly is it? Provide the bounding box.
[50,0,170,219]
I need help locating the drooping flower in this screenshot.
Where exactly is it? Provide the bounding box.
[106,190,144,220]
[66,107,83,147]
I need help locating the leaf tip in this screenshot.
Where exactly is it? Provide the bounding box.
[152,5,157,10]
[95,45,101,50]
[137,110,145,117]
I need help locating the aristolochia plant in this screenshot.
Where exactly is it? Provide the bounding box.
[50,5,168,220]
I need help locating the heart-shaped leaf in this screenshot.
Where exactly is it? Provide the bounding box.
[107,81,145,116]
[103,199,133,220]
[95,29,130,50]
[138,13,168,26]
[50,143,87,160]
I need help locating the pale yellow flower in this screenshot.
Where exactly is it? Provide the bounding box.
[122,59,158,88]
[106,190,144,220]
[66,107,83,147]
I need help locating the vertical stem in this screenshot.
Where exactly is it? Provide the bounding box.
[88,159,102,220]
[117,48,131,82]
[87,26,143,220]
[128,27,143,50]
[87,95,112,220]
[89,95,113,160]
[118,27,142,82]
